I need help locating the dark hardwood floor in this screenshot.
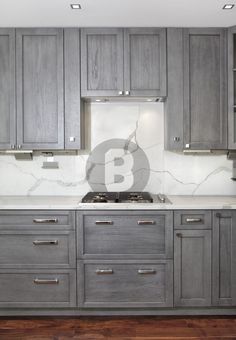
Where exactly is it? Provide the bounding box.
[0,317,235,340]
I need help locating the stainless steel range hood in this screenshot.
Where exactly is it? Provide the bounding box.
[83,96,166,103]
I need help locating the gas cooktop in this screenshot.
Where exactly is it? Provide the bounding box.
[81,192,168,204]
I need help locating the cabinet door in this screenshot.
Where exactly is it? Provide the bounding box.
[124,28,166,97]
[183,28,227,150]
[0,29,16,150]
[174,229,211,306]
[16,28,64,150]
[228,26,236,149]
[81,28,124,97]
[64,28,84,149]
[213,211,236,306]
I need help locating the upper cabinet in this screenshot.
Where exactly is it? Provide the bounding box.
[0,29,16,150]
[0,28,83,151]
[228,26,236,149]
[81,28,167,98]
[165,28,228,151]
[16,28,64,150]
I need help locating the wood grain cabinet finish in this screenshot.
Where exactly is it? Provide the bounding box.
[228,26,236,149]
[16,28,64,150]
[81,28,166,98]
[124,28,166,97]
[78,260,173,308]
[0,29,16,150]
[183,28,227,150]
[213,211,236,306]
[81,28,124,97]
[174,229,212,307]
[77,210,173,259]
[0,269,76,308]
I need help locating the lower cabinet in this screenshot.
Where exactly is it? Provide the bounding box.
[212,211,236,306]
[174,229,212,307]
[0,269,76,308]
[77,260,173,308]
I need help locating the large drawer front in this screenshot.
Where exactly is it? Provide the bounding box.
[78,260,173,308]
[77,211,173,259]
[0,231,76,268]
[0,269,76,307]
[174,210,211,229]
[0,211,75,229]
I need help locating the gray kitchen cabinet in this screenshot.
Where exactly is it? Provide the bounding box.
[77,210,173,259]
[0,29,16,150]
[78,260,173,308]
[174,229,212,307]
[124,28,166,97]
[183,28,227,150]
[81,28,124,97]
[165,28,227,151]
[0,210,76,308]
[212,211,236,306]
[81,28,166,98]
[228,26,236,149]
[16,28,64,150]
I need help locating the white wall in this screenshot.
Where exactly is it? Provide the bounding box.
[0,103,235,196]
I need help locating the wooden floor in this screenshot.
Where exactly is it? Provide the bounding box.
[0,317,235,340]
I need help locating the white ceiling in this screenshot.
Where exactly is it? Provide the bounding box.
[0,0,235,27]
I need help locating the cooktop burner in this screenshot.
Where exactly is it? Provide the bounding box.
[81,192,155,203]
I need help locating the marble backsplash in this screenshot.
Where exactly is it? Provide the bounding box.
[0,102,235,196]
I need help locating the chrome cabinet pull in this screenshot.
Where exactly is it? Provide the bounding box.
[137,220,155,225]
[138,269,156,275]
[95,221,113,225]
[118,90,124,95]
[33,240,58,245]
[124,90,130,95]
[33,218,58,224]
[33,278,59,284]
[96,269,113,275]
[185,218,202,223]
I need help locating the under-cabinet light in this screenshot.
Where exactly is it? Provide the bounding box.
[222,4,234,9]
[70,4,81,9]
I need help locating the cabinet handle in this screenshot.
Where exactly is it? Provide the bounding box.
[137,220,155,225]
[11,144,16,149]
[185,218,202,223]
[33,240,58,245]
[185,143,190,149]
[95,221,113,225]
[124,90,130,96]
[33,218,58,224]
[176,233,182,238]
[96,269,113,275]
[173,137,180,142]
[18,145,22,149]
[33,278,59,284]
[118,90,124,95]
[138,269,156,275]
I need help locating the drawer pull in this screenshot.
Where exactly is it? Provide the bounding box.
[138,269,156,275]
[33,218,58,224]
[33,278,59,284]
[33,240,58,245]
[96,269,113,275]
[137,220,155,225]
[185,218,202,223]
[95,221,113,225]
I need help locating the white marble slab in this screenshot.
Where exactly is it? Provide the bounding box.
[0,195,236,210]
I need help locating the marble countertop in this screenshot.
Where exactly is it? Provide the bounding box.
[0,195,236,210]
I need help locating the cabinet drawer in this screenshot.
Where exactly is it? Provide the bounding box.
[0,211,75,229]
[0,269,76,307]
[174,210,211,229]
[77,211,173,259]
[0,231,76,268]
[78,260,173,308]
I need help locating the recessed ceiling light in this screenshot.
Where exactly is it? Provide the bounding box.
[222,4,234,9]
[70,4,81,9]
